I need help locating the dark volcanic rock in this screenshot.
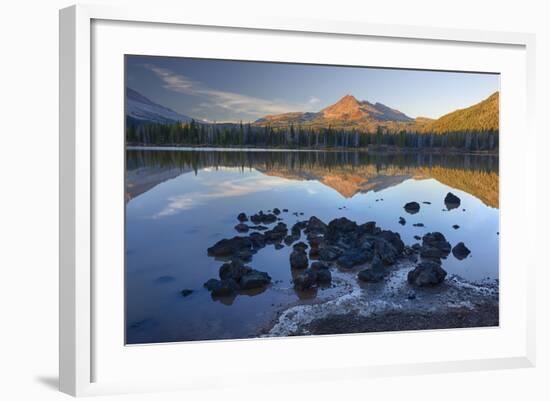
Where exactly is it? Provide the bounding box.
[311,261,332,283]
[452,242,471,260]
[413,223,424,227]
[239,270,271,290]
[338,249,370,269]
[398,217,406,225]
[292,242,308,251]
[452,224,460,230]
[272,208,281,215]
[180,289,193,297]
[422,232,451,258]
[404,202,420,214]
[250,211,277,225]
[304,216,328,236]
[207,236,252,258]
[290,249,308,269]
[318,246,343,262]
[407,261,447,287]
[444,192,461,210]
[237,212,248,222]
[203,278,239,297]
[293,269,317,290]
[264,222,288,242]
[274,243,284,250]
[357,256,385,283]
[219,259,251,281]
[284,235,299,246]
[414,235,422,241]
[234,223,250,233]
[249,232,266,249]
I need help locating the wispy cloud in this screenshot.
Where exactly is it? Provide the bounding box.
[144,65,302,119]
[308,96,320,105]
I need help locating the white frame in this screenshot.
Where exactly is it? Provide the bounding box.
[59,4,536,397]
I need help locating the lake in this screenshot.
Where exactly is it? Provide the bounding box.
[125,148,499,344]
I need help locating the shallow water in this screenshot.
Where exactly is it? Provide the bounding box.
[125,149,499,344]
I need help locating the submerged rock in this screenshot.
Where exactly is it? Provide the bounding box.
[452,242,471,260]
[404,202,420,214]
[240,270,271,290]
[180,289,193,297]
[407,261,447,287]
[203,278,239,297]
[444,192,461,210]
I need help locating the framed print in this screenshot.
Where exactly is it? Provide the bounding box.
[59,4,536,396]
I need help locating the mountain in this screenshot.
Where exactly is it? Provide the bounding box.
[126,87,194,125]
[421,92,499,133]
[255,94,413,130]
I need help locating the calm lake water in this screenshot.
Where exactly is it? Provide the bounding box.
[125,148,499,344]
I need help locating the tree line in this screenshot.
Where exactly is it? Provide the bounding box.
[126,119,499,152]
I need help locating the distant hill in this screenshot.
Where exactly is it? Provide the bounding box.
[253,92,499,134]
[126,87,195,125]
[420,92,499,134]
[254,94,414,131]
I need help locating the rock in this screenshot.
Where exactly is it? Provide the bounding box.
[249,232,266,249]
[304,216,328,235]
[264,222,288,242]
[452,242,471,260]
[318,246,343,262]
[292,242,308,251]
[207,236,252,257]
[311,262,332,283]
[250,225,268,231]
[404,201,420,214]
[398,217,406,225]
[357,268,385,283]
[234,223,249,233]
[444,192,461,210]
[419,246,444,261]
[237,212,248,222]
[422,201,432,205]
[422,232,451,257]
[414,235,421,241]
[411,243,422,251]
[290,249,308,269]
[452,224,460,230]
[291,221,307,236]
[407,291,416,300]
[357,256,385,282]
[250,211,277,225]
[407,261,447,287]
[219,259,251,281]
[203,278,239,297]
[413,223,424,227]
[180,289,193,297]
[293,269,317,290]
[284,235,299,246]
[273,208,281,215]
[283,209,288,212]
[274,243,284,250]
[338,249,370,269]
[239,270,271,290]
[358,221,378,235]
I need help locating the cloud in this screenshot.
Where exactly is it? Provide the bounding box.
[144,64,301,119]
[152,172,289,218]
[308,96,320,105]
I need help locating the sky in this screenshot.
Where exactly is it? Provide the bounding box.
[126,55,499,123]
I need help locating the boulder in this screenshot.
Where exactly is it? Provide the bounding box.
[203,278,239,297]
[404,202,420,214]
[407,261,447,287]
[398,217,406,225]
[237,212,248,222]
[444,192,461,210]
[338,249,371,269]
[272,208,281,215]
[290,249,309,269]
[234,223,250,233]
[452,242,471,260]
[293,269,317,290]
[207,236,252,257]
[219,259,251,281]
[318,246,343,262]
[311,261,332,283]
[357,256,385,282]
[284,235,299,246]
[263,222,288,242]
[239,270,271,290]
[421,232,451,257]
[292,242,308,251]
[250,211,277,225]
[304,216,328,235]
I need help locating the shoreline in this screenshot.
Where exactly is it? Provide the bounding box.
[126,145,499,156]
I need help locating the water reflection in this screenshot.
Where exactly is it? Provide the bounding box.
[125,149,499,344]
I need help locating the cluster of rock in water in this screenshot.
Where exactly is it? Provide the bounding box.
[200,192,471,299]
